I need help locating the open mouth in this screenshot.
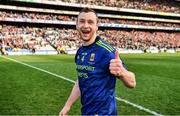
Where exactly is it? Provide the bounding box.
[82,30,90,36]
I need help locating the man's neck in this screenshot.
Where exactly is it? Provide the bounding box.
[83,34,97,46]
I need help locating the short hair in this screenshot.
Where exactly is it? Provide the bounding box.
[78,7,98,23]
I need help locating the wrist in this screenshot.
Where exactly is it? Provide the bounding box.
[118,68,128,79]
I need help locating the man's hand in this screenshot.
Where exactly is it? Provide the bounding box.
[109,50,136,88]
[109,50,127,78]
[59,105,70,116]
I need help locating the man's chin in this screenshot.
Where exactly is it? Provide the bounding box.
[81,36,91,41]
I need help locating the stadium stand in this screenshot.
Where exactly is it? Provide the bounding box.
[78,0,180,13]
[8,0,179,13]
[0,11,180,27]
[0,0,179,55]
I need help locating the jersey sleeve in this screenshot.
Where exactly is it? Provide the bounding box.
[102,49,116,72]
[103,49,128,71]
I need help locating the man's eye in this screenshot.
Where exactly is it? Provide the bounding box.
[88,21,94,24]
[80,20,85,23]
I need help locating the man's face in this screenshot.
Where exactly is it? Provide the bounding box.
[76,12,98,42]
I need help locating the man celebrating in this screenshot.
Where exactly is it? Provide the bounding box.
[59,8,136,115]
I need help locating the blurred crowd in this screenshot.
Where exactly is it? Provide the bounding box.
[58,0,180,13]
[98,30,180,51]
[0,25,179,54]
[1,11,179,28]
[0,25,80,53]
[1,3,179,54]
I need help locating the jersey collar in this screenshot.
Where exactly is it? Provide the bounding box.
[82,36,100,48]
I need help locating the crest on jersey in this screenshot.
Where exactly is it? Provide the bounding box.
[90,53,95,61]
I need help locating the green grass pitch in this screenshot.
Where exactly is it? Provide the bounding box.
[0,53,180,115]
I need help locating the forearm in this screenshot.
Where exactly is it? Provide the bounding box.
[64,80,80,108]
[119,70,136,88]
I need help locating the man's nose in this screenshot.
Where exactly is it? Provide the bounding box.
[83,22,89,28]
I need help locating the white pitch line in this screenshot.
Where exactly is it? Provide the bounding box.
[1,56,162,116]
[1,56,75,83]
[115,97,162,116]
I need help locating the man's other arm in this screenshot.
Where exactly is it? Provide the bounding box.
[59,80,80,116]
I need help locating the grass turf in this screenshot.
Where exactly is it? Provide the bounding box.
[0,53,180,115]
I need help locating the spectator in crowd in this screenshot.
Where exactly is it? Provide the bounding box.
[0,39,7,55]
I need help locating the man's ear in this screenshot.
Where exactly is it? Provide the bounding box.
[96,25,98,32]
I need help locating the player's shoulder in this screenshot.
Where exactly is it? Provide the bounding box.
[75,47,83,62]
[95,36,115,53]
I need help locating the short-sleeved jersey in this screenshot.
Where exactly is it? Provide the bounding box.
[75,36,117,115]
